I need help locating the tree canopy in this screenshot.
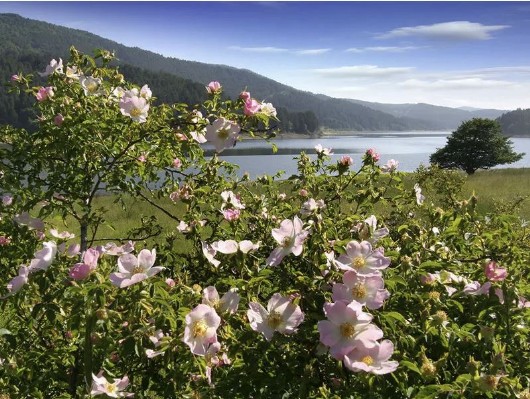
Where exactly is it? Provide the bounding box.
[430,118,524,174]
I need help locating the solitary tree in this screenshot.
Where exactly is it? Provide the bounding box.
[430,118,524,174]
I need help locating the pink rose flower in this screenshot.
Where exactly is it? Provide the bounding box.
[109,249,164,288]
[35,86,54,102]
[343,339,399,374]
[53,114,64,126]
[335,240,390,275]
[0,236,11,246]
[243,98,261,116]
[239,91,251,100]
[202,286,241,314]
[90,372,133,397]
[365,148,380,162]
[247,293,304,341]
[318,301,383,360]
[266,216,309,267]
[69,248,99,280]
[11,74,20,82]
[172,158,182,168]
[206,81,222,94]
[332,270,390,310]
[484,261,507,282]
[222,208,240,221]
[183,304,221,355]
[340,155,353,167]
[205,118,240,153]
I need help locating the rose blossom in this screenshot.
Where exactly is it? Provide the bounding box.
[80,76,103,96]
[340,155,353,167]
[35,86,54,102]
[109,249,164,288]
[366,148,380,162]
[120,96,150,123]
[381,159,399,173]
[332,270,390,310]
[266,216,309,266]
[172,158,182,168]
[335,240,390,275]
[318,301,383,360]
[53,114,64,126]
[206,81,222,94]
[38,58,63,77]
[484,261,508,282]
[243,98,261,116]
[183,304,221,355]
[202,286,241,314]
[69,248,99,280]
[90,372,133,397]
[205,118,240,153]
[239,91,251,100]
[247,293,304,341]
[222,208,240,221]
[343,339,399,375]
[260,102,277,117]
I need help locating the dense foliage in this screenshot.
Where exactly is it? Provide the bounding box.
[497,108,530,137]
[430,118,525,175]
[0,49,529,399]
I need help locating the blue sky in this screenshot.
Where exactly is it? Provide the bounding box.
[1,1,530,110]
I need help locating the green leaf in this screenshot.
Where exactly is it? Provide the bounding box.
[400,360,421,375]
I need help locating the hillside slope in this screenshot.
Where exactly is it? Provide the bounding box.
[0,13,439,132]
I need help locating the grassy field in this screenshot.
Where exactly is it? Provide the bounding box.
[44,168,530,244]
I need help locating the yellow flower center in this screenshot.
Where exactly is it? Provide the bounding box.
[130,108,142,118]
[339,322,356,338]
[361,355,374,366]
[282,236,293,248]
[105,382,117,394]
[267,311,283,329]
[218,128,230,140]
[352,256,365,270]
[192,320,208,338]
[351,283,367,299]
[86,82,98,93]
[132,265,145,274]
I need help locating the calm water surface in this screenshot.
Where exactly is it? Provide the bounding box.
[207,132,530,178]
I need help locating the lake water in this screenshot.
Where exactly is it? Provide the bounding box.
[205,132,530,178]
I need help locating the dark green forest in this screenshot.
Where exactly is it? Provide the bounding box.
[497,108,530,137]
[0,13,445,132]
[0,16,319,134]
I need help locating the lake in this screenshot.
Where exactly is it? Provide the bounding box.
[205,132,530,178]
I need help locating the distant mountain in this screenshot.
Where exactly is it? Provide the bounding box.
[497,108,530,137]
[0,13,512,133]
[348,99,507,130]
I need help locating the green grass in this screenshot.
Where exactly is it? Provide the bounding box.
[45,168,530,242]
[462,168,530,219]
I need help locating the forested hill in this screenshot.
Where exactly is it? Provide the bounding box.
[348,99,507,130]
[497,109,530,137]
[0,13,438,132]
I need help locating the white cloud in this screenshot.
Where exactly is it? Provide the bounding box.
[312,65,415,78]
[228,46,289,53]
[295,48,331,55]
[399,78,515,89]
[228,46,330,56]
[346,46,423,53]
[376,21,509,41]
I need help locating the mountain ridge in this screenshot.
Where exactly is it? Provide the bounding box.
[0,13,512,133]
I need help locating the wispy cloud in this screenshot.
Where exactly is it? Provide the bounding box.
[312,65,415,78]
[376,21,509,41]
[398,78,515,89]
[346,46,423,53]
[228,46,289,53]
[295,48,331,55]
[229,46,330,56]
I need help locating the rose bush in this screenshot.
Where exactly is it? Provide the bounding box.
[0,48,529,398]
